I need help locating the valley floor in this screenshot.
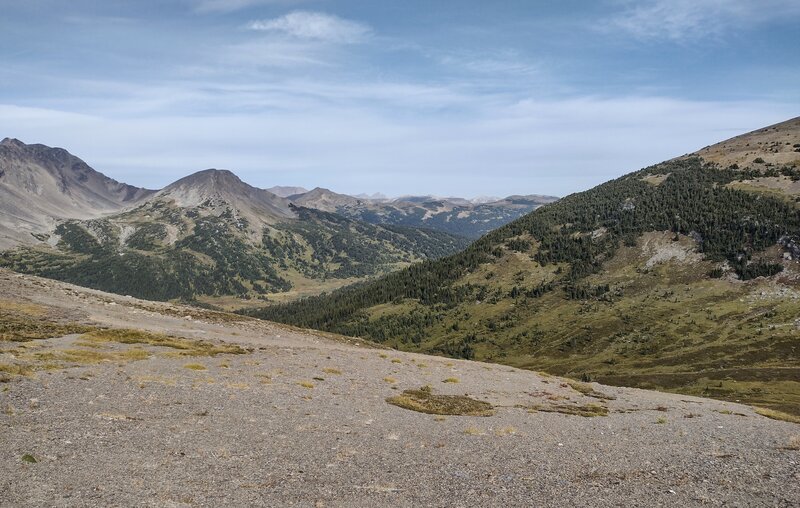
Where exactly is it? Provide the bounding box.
[1,270,798,506]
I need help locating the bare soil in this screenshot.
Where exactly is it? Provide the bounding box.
[1,270,798,507]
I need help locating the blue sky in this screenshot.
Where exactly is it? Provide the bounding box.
[1,0,798,198]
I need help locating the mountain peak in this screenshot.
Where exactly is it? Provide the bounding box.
[156,168,295,220]
[0,137,26,148]
[160,169,250,199]
[194,168,235,176]
[0,139,154,248]
[179,168,239,184]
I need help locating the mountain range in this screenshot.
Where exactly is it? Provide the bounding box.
[287,187,557,238]
[249,117,800,415]
[0,138,552,305]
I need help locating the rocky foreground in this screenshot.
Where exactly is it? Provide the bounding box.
[0,270,798,507]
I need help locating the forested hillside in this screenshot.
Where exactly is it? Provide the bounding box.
[0,200,469,303]
[247,155,800,414]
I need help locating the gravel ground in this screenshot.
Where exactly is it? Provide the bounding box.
[1,270,798,507]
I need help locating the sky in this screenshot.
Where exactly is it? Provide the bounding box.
[1,0,798,198]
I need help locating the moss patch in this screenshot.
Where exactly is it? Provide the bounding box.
[58,348,150,364]
[755,407,800,424]
[386,385,494,416]
[0,309,92,342]
[530,403,609,417]
[0,363,34,377]
[80,329,247,357]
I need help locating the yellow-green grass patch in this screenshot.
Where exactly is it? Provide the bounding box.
[387,385,494,416]
[754,407,800,424]
[529,403,609,417]
[80,329,247,356]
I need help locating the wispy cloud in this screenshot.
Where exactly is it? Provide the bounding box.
[64,15,137,25]
[193,0,300,13]
[1,0,797,199]
[605,0,800,42]
[223,39,333,69]
[438,50,543,80]
[247,11,371,44]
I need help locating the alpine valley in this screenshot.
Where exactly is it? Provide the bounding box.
[0,138,553,306]
[250,117,800,415]
[5,3,800,506]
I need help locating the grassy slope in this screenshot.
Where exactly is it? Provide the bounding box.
[366,233,800,414]
[249,157,800,414]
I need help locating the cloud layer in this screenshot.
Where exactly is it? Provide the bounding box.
[192,0,298,13]
[248,11,371,43]
[0,1,797,198]
[607,0,800,42]
[1,95,791,197]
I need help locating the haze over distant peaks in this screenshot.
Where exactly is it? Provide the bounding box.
[353,192,388,201]
[289,187,364,212]
[287,187,560,238]
[469,195,501,204]
[266,185,309,198]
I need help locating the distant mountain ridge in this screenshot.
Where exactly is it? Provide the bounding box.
[0,139,559,248]
[0,141,471,303]
[266,185,309,198]
[286,187,559,238]
[289,187,362,212]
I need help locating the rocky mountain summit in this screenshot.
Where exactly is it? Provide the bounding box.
[0,138,154,248]
[155,169,297,223]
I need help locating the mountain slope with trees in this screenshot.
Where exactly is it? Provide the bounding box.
[0,166,469,304]
[247,118,800,414]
